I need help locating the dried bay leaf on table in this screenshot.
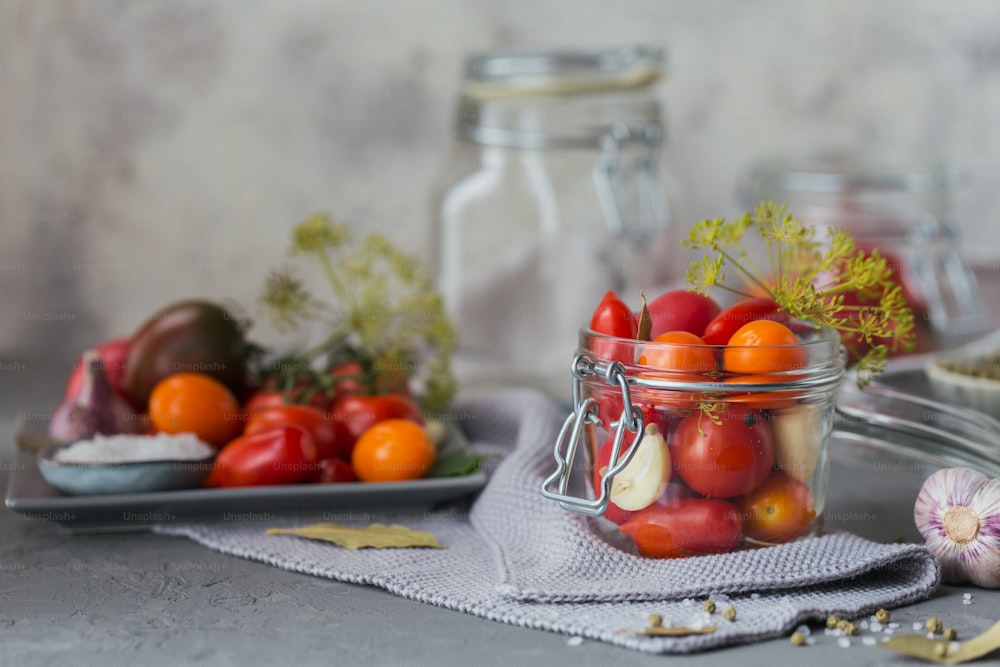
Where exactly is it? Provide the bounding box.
[266,523,444,550]
[879,619,1000,664]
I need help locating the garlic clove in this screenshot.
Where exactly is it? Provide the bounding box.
[608,423,671,511]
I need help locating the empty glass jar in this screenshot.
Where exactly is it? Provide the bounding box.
[746,159,986,346]
[431,46,673,397]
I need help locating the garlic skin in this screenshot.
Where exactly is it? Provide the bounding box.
[914,467,1000,589]
[49,350,145,443]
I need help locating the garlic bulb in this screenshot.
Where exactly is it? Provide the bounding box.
[914,467,1000,588]
[49,350,144,443]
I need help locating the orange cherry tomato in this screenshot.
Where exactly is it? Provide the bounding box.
[723,374,800,410]
[735,471,816,544]
[148,373,242,447]
[723,320,808,374]
[351,419,436,483]
[638,331,717,373]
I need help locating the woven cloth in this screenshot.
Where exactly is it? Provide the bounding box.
[157,389,939,653]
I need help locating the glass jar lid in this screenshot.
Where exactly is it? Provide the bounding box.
[462,45,665,99]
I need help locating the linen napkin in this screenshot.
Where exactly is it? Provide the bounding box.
[157,389,940,653]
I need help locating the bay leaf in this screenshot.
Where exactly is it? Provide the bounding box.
[879,619,1000,665]
[266,522,444,549]
[637,291,652,342]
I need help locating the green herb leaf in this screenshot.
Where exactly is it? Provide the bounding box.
[682,201,916,387]
[259,212,458,412]
[428,449,493,478]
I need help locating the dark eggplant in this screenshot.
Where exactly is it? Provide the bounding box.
[123,300,251,409]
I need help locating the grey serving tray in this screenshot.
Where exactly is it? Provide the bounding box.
[6,453,487,532]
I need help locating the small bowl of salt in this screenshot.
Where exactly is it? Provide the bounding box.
[38,433,216,495]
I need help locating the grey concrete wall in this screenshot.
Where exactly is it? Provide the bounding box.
[3,0,1000,354]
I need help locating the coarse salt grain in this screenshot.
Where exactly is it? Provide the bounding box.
[870,622,882,632]
[795,625,810,637]
[888,622,899,629]
[963,599,973,605]
[859,621,869,630]
[862,637,877,646]
[838,637,851,648]
[751,593,760,600]
[566,636,583,647]
[913,622,923,631]
[805,637,816,646]
[883,629,894,635]
[53,433,215,463]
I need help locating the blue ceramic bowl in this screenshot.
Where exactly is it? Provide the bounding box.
[38,443,215,496]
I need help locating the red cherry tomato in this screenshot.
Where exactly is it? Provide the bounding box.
[702,298,790,346]
[588,291,638,363]
[244,388,330,413]
[619,499,742,558]
[309,457,358,484]
[245,404,341,460]
[736,471,816,544]
[206,425,316,487]
[723,320,808,374]
[646,290,721,339]
[64,336,131,402]
[326,359,411,401]
[330,393,423,456]
[672,408,775,498]
[637,331,717,373]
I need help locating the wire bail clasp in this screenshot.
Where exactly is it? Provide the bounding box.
[540,353,645,516]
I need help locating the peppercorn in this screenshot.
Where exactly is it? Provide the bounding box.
[836,620,857,636]
[826,615,839,629]
[875,608,890,623]
[789,631,806,646]
[926,617,943,634]
[648,613,663,628]
[703,599,716,613]
[943,628,957,641]
[722,605,736,622]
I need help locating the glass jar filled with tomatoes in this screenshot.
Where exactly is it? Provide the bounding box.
[542,307,846,558]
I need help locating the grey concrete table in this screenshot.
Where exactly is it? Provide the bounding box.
[2,356,999,667]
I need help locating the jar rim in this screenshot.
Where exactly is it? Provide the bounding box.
[462,45,665,98]
[748,157,966,195]
[579,321,846,392]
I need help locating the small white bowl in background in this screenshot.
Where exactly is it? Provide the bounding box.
[926,332,1000,419]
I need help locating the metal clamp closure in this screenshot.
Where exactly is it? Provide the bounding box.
[540,353,645,516]
[592,122,670,241]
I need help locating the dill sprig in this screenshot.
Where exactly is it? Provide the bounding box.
[684,201,916,386]
[260,212,457,412]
